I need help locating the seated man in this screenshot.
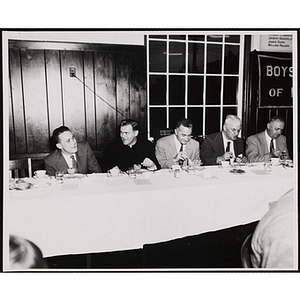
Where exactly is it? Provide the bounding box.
[44,126,101,176]
[101,119,160,173]
[250,189,297,269]
[155,118,200,169]
[200,115,245,166]
[246,116,290,163]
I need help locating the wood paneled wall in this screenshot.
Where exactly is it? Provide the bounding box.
[8,41,146,158]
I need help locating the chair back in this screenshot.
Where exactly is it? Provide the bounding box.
[9,158,32,178]
[240,233,253,268]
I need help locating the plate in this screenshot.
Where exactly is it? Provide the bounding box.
[9,181,33,191]
[64,174,85,179]
[229,168,245,174]
[33,182,52,188]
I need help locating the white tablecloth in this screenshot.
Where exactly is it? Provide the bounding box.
[4,164,295,262]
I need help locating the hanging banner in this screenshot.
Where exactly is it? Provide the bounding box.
[258,54,293,107]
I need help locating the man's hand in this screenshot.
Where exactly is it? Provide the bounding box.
[141,158,156,170]
[174,151,188,163]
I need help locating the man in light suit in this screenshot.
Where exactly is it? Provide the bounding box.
[155,118,200,169]
[200,115,245,166]
[44,126,101,176]
[246,116,290,163]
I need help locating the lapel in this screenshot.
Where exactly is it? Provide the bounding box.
[214,132,224,156]
[258,131,269,153]
[55,151,69,172]
[76,144,84,172]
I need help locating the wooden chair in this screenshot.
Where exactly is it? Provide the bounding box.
[240,233,254,268]
[9,158,32,179]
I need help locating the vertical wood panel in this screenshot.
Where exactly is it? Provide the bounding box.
[116,52,130,125]
[8,78,16,153]
[94,51,116,150]
[21,49,49,153]
[83,51,97,149]
[45,50,63,136]
[9,49,27,153]
[60,50,86,141]
[129,51,147,137]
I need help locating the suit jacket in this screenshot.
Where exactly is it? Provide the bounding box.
[155,134,200,169]
[200,132,244,166]
[44,142,101,176]
[246,131,289,163]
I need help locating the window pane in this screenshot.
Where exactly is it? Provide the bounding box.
[169,75,185,105]
[223,77,238,105]
[149,75,166,105]
[225,35,240,43]
[188,107,203,136]
[205,107,220,135]
[188,76,203,105]
[224,44,239,74]
[149,41,166,72]
[169,42,186,73]
[188,35,205,41]
[149,35,167,39]
[207,35,223,42]
[169,107,185,128]
[188,43,204,73]
[207,44,222,74]
[222,107,238,123]
[206,76,221,105]
[169,35,186,40]
[150,108,166,137]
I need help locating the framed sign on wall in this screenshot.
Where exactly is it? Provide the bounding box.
[257,53,293,108]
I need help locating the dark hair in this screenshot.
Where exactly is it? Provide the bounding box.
[175,118,193,129]
[9,235,46,269]
[120,119,139,131]
[52,126,71,145]
[268,116,285,124]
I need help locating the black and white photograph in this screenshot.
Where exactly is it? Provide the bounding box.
[2,29,297,276]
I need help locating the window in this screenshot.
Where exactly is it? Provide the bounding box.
[147,33,244,139]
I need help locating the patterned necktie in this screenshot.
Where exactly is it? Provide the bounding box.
[226,141,231,152]
[179,144,184,166]
[270,139,274,153]
[70,155,78,172]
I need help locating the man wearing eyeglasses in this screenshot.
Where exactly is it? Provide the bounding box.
[200,115,245,166]
[155,118,200,169]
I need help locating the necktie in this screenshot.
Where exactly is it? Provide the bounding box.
[70,155,78,172]
[270,139,274,153]
[180,144,184,152]
[226,141,231,152]
[179,144,184,166]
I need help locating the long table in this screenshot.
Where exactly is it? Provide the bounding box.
[4,163,295,265]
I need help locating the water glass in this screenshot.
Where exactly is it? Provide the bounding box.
[55,171,64,183]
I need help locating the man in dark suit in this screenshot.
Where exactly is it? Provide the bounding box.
[200,115,245,166]
[246,116,290,163]
[44,126,101,176]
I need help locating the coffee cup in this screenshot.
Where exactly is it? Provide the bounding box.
[171,164,181,172]
[108,167,120,177]
[34,170,46,178]
[271,158,280,166]
[221,161,230,168]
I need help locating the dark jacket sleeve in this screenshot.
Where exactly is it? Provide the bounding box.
[86,142,102,173]
[200,136,218,165]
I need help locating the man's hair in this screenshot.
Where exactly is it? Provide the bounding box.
[224,115,242,126]
[268,115,285,124]
[120,119,139,131]
[9,235,46,269]
[52,126,71,144]
[175,118,193,129]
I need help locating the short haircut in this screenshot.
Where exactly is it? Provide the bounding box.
[9,235,46,269]
[120,119,139,131]
[268,115,285,124]
[175,118,193,129]
[224,115,242,126]
[52,126,71,144]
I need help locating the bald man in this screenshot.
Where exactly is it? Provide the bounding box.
[200,115,245,166]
